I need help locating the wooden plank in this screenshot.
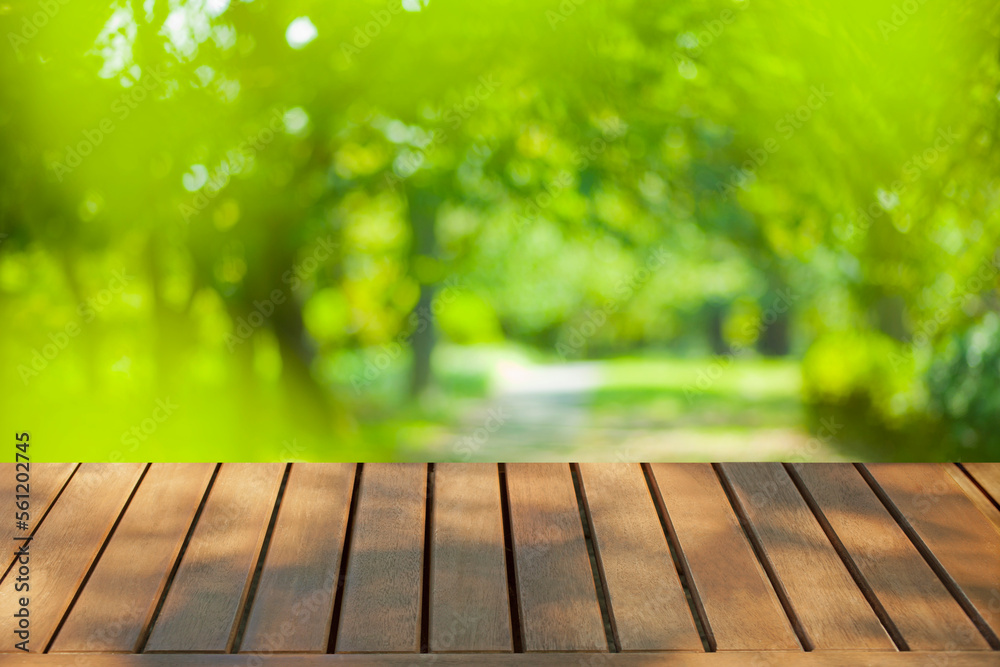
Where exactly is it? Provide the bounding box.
[505,463,606,652]
[50,463,216,653]
[946,464,1000,536]
[335,463,427,653]
[0,463,146,653]
[0,463,76,552]
[863,463,1000,645]
[647,463,799,651]
[430,463,512,653]
[718,463,893,650]
[577,463,703,652]
[240,463,357,654]
[6,651,1000,666]
[962,464,1000,506]
[144,463,285,653]
[790,463,990,651]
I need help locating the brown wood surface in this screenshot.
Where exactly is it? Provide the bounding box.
[863,463,1000,645]
[505,463,607,652]
[143,463,285,653]
[240,463,357,654]
[51,463,216,653]
[647,463,799,651]
[6,651,1000,666]
[790,463,989,651]
[961,464,1000,506]
[430,463,512,652]
[0,462,146,652]
[718,463,894,651]
[335,463,427,653]
[0,463,76,555]
[0,461,995,662]
[577,463,703,652]
[946,464,1000,536]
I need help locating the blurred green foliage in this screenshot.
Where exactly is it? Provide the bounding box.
[0,0,997,460]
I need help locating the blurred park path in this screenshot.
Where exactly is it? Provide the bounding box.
[420,357,848,462]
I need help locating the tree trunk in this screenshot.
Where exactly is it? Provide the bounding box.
[146,233,182,397]
[757,310,790,356]
[409,284,436,397]
[873,294,907,342]
[706,302,730,355]
[406,185,442,399]
[757,274,792,356]
[271,295,333,434]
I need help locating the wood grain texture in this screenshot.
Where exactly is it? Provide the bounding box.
[505,463,607,652]
[240,463,357,654]
[961,464,1000,506]
[864,463,1000,644]
[51,463,216,653]
[6,651,1000,666]
[790,463,989,651]
[5,461,998,663]
[335,463,427,653]
[718,463,894,651]
[0,463,146,652]
[430,463,512,652]
[577,463,703,652]
[144,463,285,653]
[647,463,799,651]
[946,464,1000,536]
[0,463,76,551]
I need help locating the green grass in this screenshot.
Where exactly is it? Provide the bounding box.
[591,356,803,430]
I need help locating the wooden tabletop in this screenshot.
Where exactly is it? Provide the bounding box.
[1,462,997,665]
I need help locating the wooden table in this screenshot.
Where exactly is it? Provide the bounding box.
[1,462,998,665]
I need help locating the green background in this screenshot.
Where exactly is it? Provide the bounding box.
[1,0,998,461]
